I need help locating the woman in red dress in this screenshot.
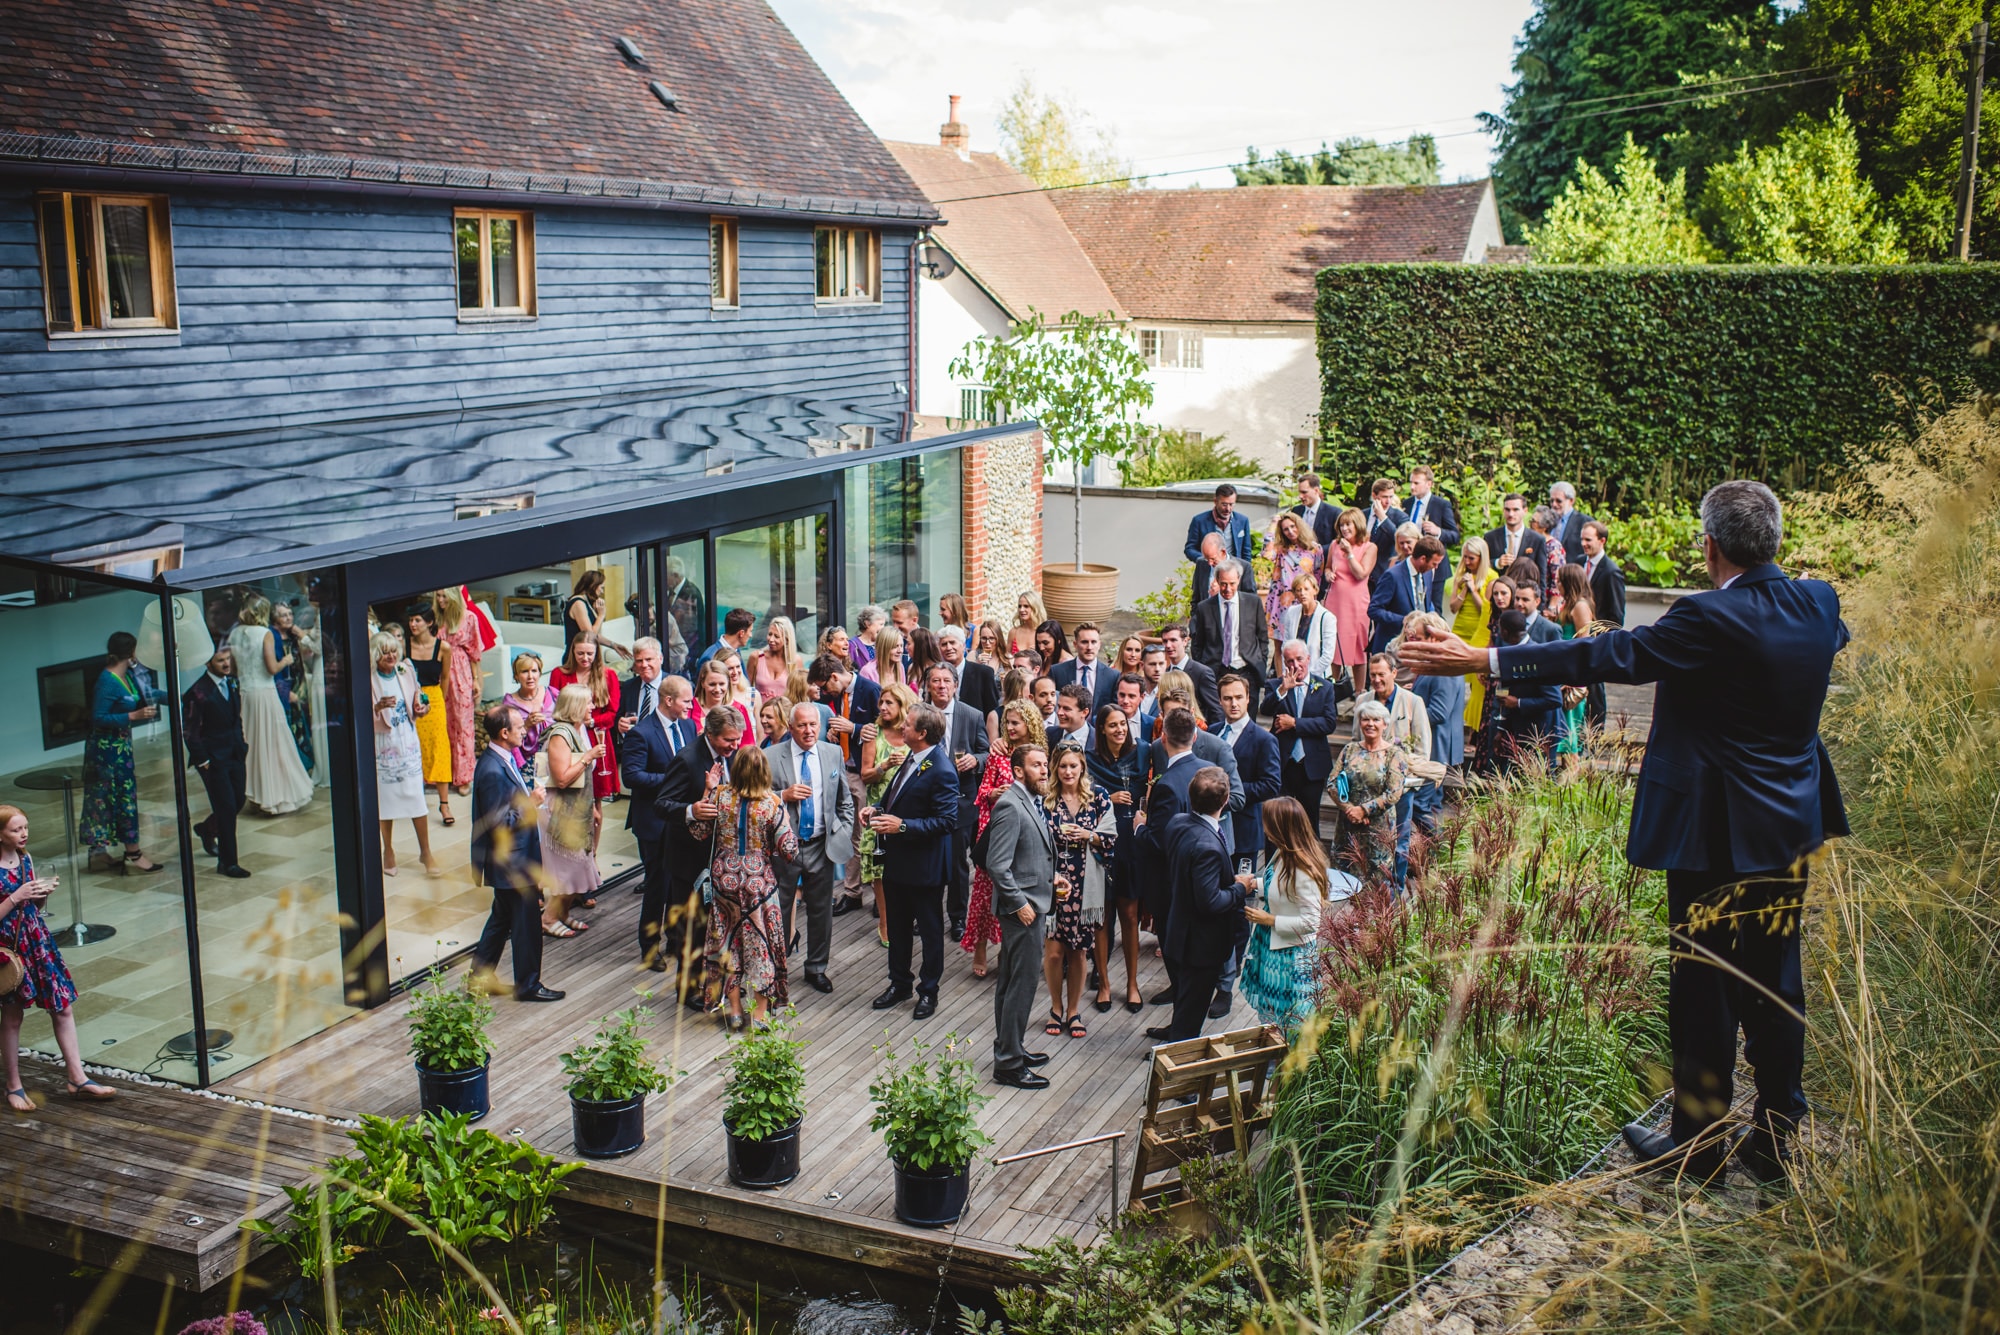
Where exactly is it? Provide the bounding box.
[550,631,621,853]
[1,805,116,1110]
[959,701,1047,977]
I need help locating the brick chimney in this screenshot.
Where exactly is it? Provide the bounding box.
[939,94,970,154]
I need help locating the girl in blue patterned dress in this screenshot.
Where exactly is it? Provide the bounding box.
[1,805,116,1111]
[1241,797,1357,1033]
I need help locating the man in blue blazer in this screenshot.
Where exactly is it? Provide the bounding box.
[1184,484,1254,607]
[1410,642,1468,838]
[1263,639,1340,832]
[1368,535,1447,653]
[650,705,742,996]
[864,703,960,1019]
[1048,622,1120,714]
[1147,768,1247,1043]
[1211,672,1283,1017]
[1402,466,1461,549]
[469,706,560,1002]
[1403,481,1848,1183]
[1134,709,1210,930]
[1291,473,1340,547]
[1362,478,1410,591]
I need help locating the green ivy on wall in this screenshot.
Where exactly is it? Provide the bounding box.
[1315,264,2000,508]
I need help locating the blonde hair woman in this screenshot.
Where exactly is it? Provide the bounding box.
[1449,536,1497,744]
[1157,668,1205,730]
[695,658,755,738]
[863,627,905,690]
[939,592,971,630]
[1011,590,1047,655]
[752,615,803,704]
[550,630,620,802]
[691,744,798,1031]
[369,631,441,878]
[975,618,1009,671]
[434,586,485,794]
[227,595,315,817]
[538,684,602,937]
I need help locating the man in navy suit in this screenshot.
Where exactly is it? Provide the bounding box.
[865,703,960,1020]
[1368,535,1447,653]
[613,636,666,763]
[1484,493,1547,575]
[1185,484,1254,606]
[1404,481,1848,1183]
[1402,465,1461,549]
[939,625,1000,723]
[1133,709,1212,956]
[469,706,561,1002]
[925,663,990,940]
[1516,581,1564,644]
[1211,673,1282,1016]
[1547,481,1591,560]
[652,705,743,1002]
[1575,520,1628,729]
[1049,622,1119,714]
[621,672,695,962]
[1291,473,1339,547]
[183,645,251,878]
[1148,768,1247,1042]
[811,653,878,914]
[1363,478,1410,591]
[1264,639,1339,833]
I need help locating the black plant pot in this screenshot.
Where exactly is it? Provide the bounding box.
[725,1115,802,1188]
[415,1059,489,1122]
[892,1156,971,1228]
[570,1094,647,1158]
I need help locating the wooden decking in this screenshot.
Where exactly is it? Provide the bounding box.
[0,1059,347,1289]
[218,878,1260,1288]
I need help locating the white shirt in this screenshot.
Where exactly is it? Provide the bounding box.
[1197,811,1223,837]
[207,670,233,696]
[1164,748,1194,771]
[1060,726,1091,750]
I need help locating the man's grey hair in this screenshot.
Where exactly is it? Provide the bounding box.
[632,636,663,658]
[1354,699,1391,725]
[703,704,744,739]
[1200,532,1225,558]
[1550,480,1577,502]
[1281,637,1311,659]
[938,623,968,648]
[790,700,820,725]
[1395,521,1421,542]
[1215,558,1246,582]
[1700,480,1783,568]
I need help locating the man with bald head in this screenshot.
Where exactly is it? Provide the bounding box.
[767,700,854,993]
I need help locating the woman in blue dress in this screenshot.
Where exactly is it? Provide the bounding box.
[78,631,167,874]
[1240,797,1355,1033]
[271,601,315,774]
[2,804,116,1111]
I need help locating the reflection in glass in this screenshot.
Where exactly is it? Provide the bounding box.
[843,450,963,631]
[490,217,520,309]
[38,197,74,329]
[101,202,155,321]
[455,217,482,309]
[661,539,708,674]
[715,514,827,647]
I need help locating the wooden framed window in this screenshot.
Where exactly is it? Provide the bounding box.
[453,209,535,317]
[814,225,880,303]
[710,217,739,307]
[36,191,177,335]
[1139,328,1203,369]
[1290,436,1318,470]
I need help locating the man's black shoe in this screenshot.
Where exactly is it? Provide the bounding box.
[831,896,861,917]
[912,995,937,1020]
[219,864,251,879]
[994,1068,1050,1089]
[1148,988,1175,1006]
[872,986,912,1010]
[645,956,669,972]
[1144,1026,1174,1041]
[949,920,966,941]
[518,985,565,1002]
[1022,1051,1051,1067]
[1732,1128,1792,1186]
[1623,1122,1726,1181]
[805,971,833,994]
[1207,993,1233,1020]
[198,830,218,857]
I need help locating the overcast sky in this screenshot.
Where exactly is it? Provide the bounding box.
[768,0,1538,188]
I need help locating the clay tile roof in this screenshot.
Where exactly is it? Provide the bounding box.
[0,0,932,220]
[1051,182,1497,323]
[886,142,1123,323]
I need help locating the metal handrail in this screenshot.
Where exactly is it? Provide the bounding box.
[996,1130,1127,1222]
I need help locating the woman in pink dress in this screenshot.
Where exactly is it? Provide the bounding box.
[1262,511,1318,640]
[435,587,484,792]
[749,616,803,703]
[960,701,1047,976]
[1323,508,1376,687]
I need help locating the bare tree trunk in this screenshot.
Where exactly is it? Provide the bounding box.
[1074,469,1085,572]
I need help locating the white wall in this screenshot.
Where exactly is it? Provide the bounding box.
[1042,485,1282,607]
[0,588,167,772]
[1140,323,1320,473]
[915,265,1011,420]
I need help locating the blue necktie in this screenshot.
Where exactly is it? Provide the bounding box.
[1289,687,1304,761]
[798,747,816,841]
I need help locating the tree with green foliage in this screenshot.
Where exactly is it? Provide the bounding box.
[950,311,1154,571]
[1483,0,1785,238]
[1782,0,2000,258]
[1699,104,1907,260]
[996,76,1139,190]
[1527,134,1714,262]
[1234,135,1441,187]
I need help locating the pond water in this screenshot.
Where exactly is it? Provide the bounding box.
[15,1206,1000,1335]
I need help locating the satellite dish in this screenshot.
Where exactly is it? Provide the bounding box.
[922,244,957,281]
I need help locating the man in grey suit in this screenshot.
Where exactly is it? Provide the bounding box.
[925,662,991,940]
[985,742,1063,1089]
[768,702,854,995]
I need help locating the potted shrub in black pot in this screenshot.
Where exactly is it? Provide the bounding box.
[560,1007,678,1159]
[719,1009,807,1188]
[868,1034,991,1228]
[408,967,493,1121]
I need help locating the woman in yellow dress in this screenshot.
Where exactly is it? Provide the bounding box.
[1447,537,1497,741]
[403,604,456,825]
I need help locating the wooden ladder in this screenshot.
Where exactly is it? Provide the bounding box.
[1128,1024,1288,1226]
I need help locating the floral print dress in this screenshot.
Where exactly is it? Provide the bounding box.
[79,665,157,852]
[1041,786,1116,951]
[442,616,484,788]
[1264,545,1317,639]
[693,790,798,1006]
[0,854,78,1012]
[958,752,1014,952]
[1333,740,1409,886]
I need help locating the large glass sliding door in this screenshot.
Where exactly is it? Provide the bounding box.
[712,510,829,647]
[842,451,961,630]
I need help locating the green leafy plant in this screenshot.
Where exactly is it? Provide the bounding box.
[246,1113,578,1279]
[407,967,492,1073]
[868,1033,991,1172]
[1120,428,1271,488]
[1605,502,1705,588]
[1130,565,1193,634]
[1527,133,1715,264]
[560,1007,679,1103]
[719,1008,807,1141]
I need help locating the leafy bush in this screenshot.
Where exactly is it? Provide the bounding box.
[560,1007,679,1103]
[1315,263,2000,506]
[1120,429,1273,488]
[719,1008,806,1141]
[1604,502,1705,587]
[1129,565,1192,633]
[407,968,491,1074]
[868,1034,990,1172]
[247,1114,578,1279]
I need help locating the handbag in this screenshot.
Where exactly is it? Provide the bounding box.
[0,944,24,997]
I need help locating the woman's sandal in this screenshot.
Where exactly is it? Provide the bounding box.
[438,801,456,827]
[564,917,591,932]
[1066,1014,1088,1039]
[123,850,160,873]
[1043,1010,1065,1037]
[66,1079,116,1101]
[6,1087,35,1113]
[542,920,577,939]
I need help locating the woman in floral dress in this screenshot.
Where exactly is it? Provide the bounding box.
[271,601,315,775]
[960,701,1046,976]
[692,746,798,1032]
[1040,741,1114,1039]
[436,587,485,794]
[79,631,167,874]
[857,683,916,948]
[1,804,116,1111]
[1262,511,1318,640]
[1332,700,1411,890]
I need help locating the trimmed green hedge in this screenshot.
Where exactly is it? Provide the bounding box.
[1315,264,2000,506]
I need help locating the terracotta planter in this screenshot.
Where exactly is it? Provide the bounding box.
[1040,563,1120,630]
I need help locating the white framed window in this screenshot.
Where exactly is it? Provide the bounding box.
[709,217,739,307]
[959,386,994,422]
[815,225,880,303]
[454,209,535,317]
[36,191,178,335]
[1138,327,1203,370]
